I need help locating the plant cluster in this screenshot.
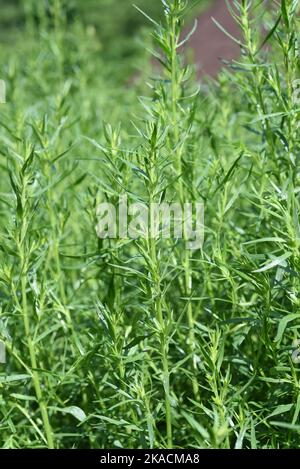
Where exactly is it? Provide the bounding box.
[0,0,299,449]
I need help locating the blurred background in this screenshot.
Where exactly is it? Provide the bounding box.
[0,0,240,78]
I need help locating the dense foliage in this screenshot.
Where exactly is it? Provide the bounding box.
[0,0,300,449]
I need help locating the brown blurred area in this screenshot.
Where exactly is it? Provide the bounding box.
[189,0,241,77]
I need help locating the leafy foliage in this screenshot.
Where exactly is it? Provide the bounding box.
[0,0,300,449]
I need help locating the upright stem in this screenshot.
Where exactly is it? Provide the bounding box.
[19,177,54,449]
[169,9,199,400]
[150,242,173,447]
[148,152,173,448]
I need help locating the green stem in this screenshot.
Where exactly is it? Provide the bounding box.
[170,11,199,400]
[21,272,54,448]
[148,162,173,448]
[19,179,54,449]
[149,235,173,448]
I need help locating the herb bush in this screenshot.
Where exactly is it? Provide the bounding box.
[0,0,300,449]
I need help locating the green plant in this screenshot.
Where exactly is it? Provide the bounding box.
[1,0,300,450]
